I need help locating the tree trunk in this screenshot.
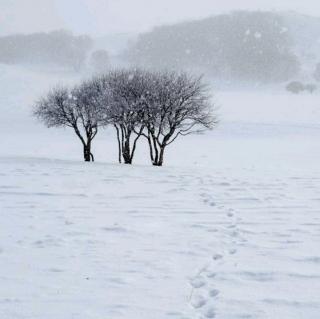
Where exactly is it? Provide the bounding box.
[122,148,132,164]
[147,135,154,164]
[84,146,91,162]
[152,146,165,166]
[83,143,94,162]
[151,136,159,165]
[158,146,165,166]
[123,157,132,164]
[115,125,122,164]
[122,135,132,164]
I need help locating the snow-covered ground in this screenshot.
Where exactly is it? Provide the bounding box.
[0,64,320,318]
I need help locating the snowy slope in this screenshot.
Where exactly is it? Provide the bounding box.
[0,64,320,318]
[1,158,319,319]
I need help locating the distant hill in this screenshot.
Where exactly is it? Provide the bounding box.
[0,29,134,71]
[124,11,320,84]
[282,12,320,75]
[0,30,93,71]
[2,11,320,84]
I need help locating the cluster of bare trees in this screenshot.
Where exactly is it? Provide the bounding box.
[34,69,217,166]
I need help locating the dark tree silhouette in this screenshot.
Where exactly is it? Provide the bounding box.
[142,71,217,166]
[103,69,151,164]
[34,80,106,162]
[34,69,216,166]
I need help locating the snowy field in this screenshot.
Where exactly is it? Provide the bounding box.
[1,64,320,318]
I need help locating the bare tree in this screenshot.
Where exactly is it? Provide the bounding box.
[103,69,151,164]
[142,71,217,166]
[34,80,106,162]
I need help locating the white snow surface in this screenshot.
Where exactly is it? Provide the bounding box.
[0,64,320,318]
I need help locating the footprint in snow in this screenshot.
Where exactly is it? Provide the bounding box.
[190,276,206,289]
[212,254,223,261]
[209,289,220,298]
[230,230,239,237]
[48,268,64,273]
[229,248,237,255]
[205,308,216,318]
[190,294,207,309]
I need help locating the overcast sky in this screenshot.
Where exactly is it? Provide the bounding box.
[1,0,320,36]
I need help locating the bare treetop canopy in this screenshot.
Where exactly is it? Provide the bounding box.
[34,68,217,165]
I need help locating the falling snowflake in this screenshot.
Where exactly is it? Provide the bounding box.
[254,32,262,39]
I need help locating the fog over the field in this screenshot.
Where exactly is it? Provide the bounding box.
[1,1,320,86]
[1,0,320,36]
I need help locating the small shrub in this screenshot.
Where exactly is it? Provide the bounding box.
[286,81,305,94]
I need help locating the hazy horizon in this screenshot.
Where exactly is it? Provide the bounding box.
[1,0,320,37]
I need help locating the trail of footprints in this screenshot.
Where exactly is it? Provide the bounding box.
[188,188,243,318]
[186,174,320,319]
